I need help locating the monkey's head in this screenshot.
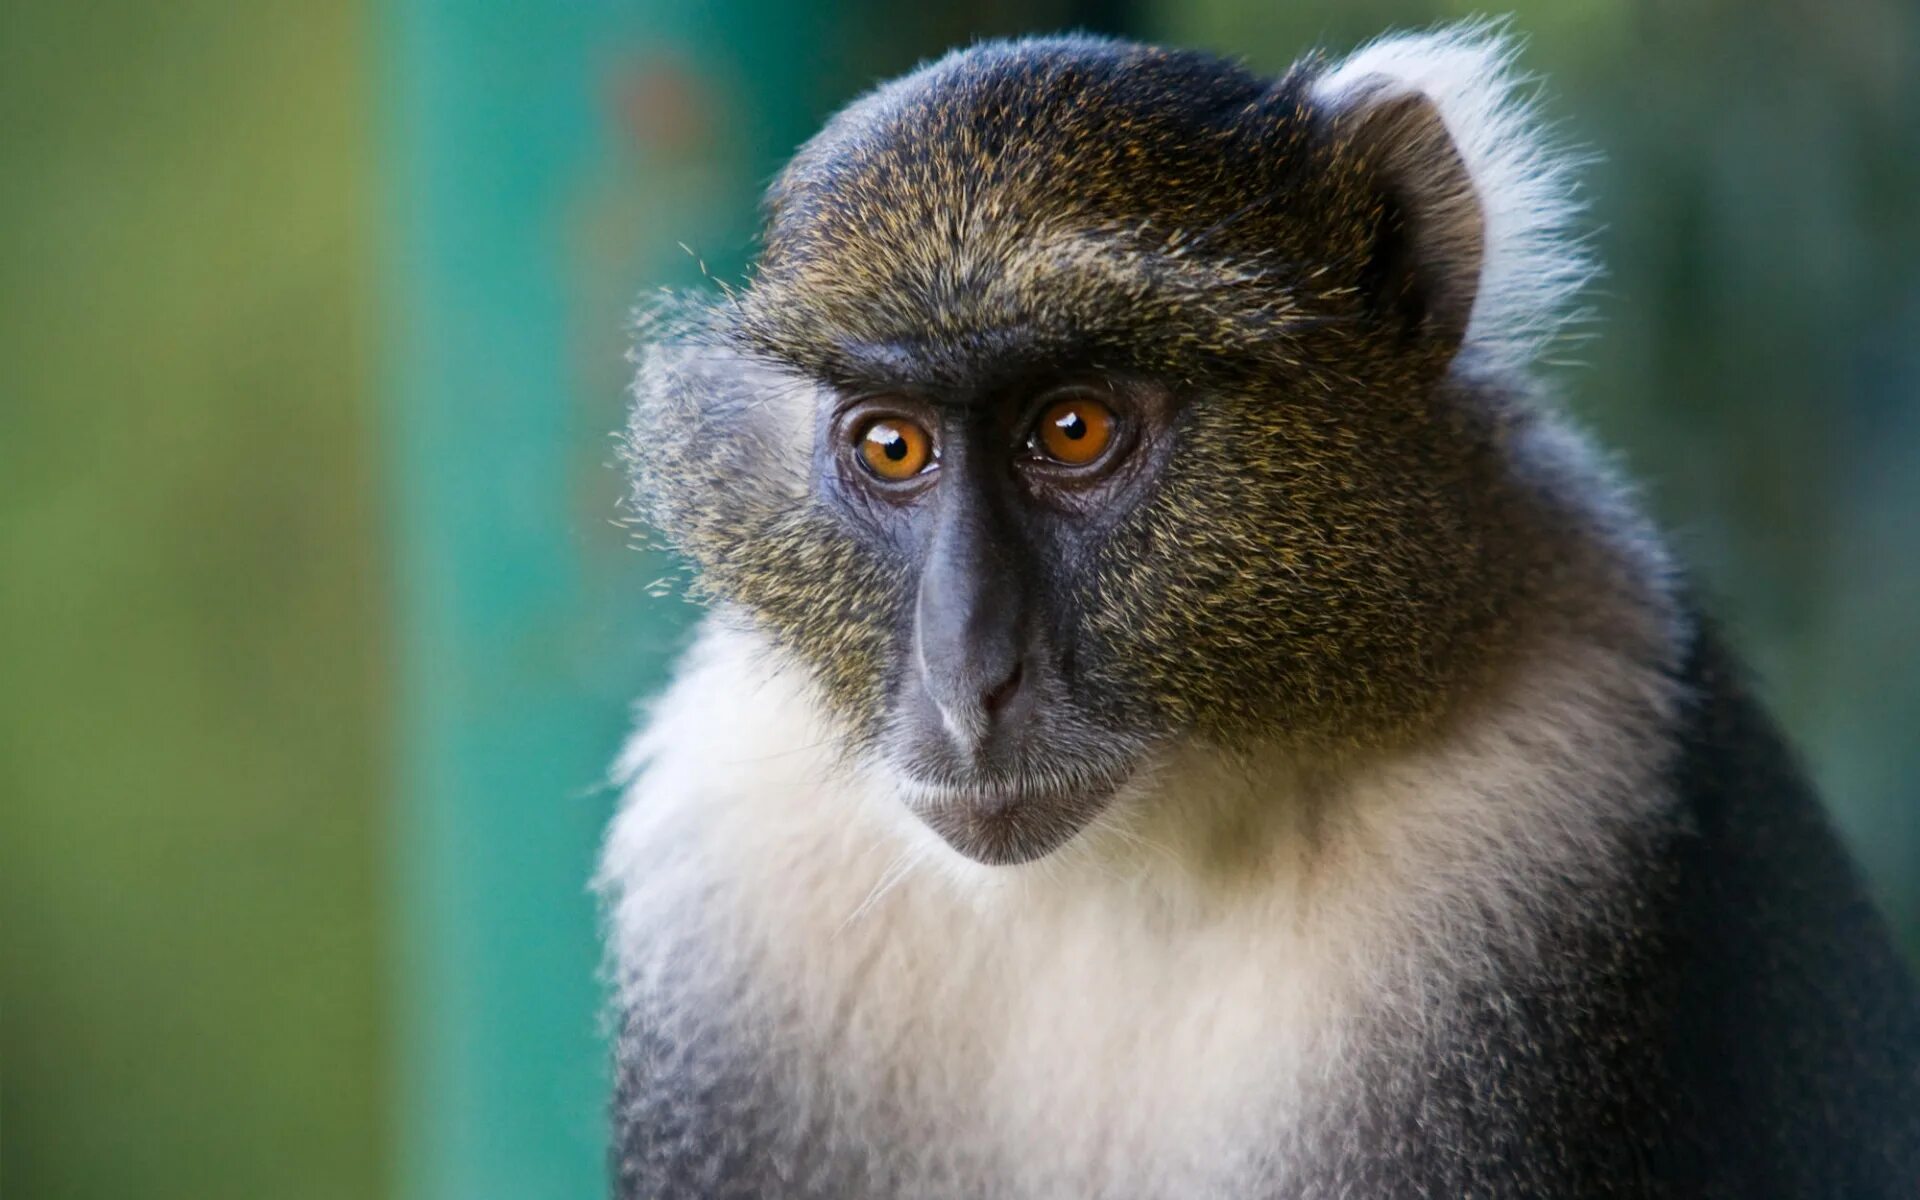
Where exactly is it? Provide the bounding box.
[629,32,1584,865]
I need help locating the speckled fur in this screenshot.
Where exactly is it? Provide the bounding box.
[608,24,1920,1198]
[626,28,1595,751]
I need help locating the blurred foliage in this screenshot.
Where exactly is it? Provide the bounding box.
[0,1,388,1198]
[2,1,1915,1198]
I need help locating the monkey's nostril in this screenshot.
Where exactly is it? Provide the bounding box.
[981,661,1024,719]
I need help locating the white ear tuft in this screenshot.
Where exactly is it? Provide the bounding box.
[1312,22,1591,375]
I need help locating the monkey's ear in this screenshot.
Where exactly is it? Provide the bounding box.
[1310,26,1588,369]
[1324,82,1482,348]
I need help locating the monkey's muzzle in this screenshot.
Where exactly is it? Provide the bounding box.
[907,778,1123,866]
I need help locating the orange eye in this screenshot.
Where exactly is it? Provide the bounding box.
[1034,396,1116,466]
[857,416,934,481]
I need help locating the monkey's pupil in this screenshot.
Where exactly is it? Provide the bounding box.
[882,433,908,460]
[1057,413,1087,440]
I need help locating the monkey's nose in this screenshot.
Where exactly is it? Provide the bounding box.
[927,657,1027,754]
[981,660,1024,720]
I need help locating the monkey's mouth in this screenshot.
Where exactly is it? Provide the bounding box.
[896,773,1129,866]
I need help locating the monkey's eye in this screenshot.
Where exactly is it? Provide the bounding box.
[1031,396,1116,467]
[856,416,935,481]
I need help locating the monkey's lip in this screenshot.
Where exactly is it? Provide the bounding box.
[897,772,1130,866]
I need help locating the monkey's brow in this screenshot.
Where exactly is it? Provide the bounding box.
[763,231,1309,389]
[825,327,1097,394]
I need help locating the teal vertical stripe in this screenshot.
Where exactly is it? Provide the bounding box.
[382,3,619,1196]
[378,2,852,1197]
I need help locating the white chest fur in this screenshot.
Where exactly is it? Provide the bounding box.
[602,609,1682,1196]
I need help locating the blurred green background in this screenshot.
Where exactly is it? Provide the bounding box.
[2,0,1916,1197]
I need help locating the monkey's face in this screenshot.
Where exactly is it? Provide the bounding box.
[629,38,1523,864]
[798,370,1185,864]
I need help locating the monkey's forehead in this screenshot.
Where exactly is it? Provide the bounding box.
[731,37,1362,386]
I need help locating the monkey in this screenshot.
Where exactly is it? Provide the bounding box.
[600,24,1920,1199]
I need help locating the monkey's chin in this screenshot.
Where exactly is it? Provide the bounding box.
[905,781,1122,867]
